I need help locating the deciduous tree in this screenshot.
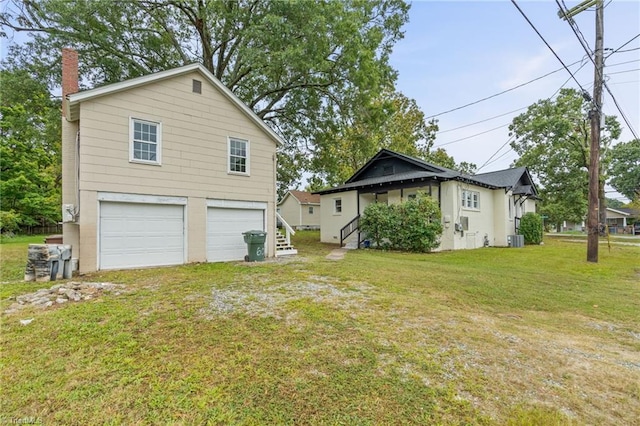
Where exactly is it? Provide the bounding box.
[0,69,61,231]
[509,88,621,227]
[1,0,410,193]
[607,139,640,201]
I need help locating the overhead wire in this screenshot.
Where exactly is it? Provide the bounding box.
[435,106,528,134]
[424,58,584,119]
[476,61,591,172]
[510,0,592,100]
[606,34,640,57]
[606,68,640,75]
[555,1,639,140]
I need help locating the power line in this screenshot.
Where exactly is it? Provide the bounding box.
[425,58,584,119]
[434,59,594,135]
[606,33,640,57]
[476,63,591,172]
[557,1,638,140]
[606,59,640,67]
[608,80,640,85]
[613,47,640,54]
[511,0,592,100]
[606,68,640,75]
[483,148,516,170]
[603,81,640,140]
[477,137,514,171]
[436,106,528,134]
[434,123,510,148]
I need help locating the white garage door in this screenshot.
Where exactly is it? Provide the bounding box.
[100,202,185,270]
[207,208,264,262]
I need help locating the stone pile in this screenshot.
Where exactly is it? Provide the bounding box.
[4,282,125,314]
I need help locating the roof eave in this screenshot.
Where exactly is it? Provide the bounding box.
[65,63,283,146]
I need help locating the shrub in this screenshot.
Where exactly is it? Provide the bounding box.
[359,201,394,249]
[360,192,442,252]
[0,210,22,234]
[519,212,543,244]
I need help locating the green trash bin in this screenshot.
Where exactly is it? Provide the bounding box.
[242,230,267,262]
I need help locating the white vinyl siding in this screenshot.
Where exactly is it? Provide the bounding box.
[228,137,249,175]
[130,118,161,164]
[99,202,184,269]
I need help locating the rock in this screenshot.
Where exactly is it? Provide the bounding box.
[20,318,34,326]
[56,297,68,304]
[65,289,81,302]
[57,288,68,294]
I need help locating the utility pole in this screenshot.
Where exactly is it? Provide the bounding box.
[559,0,604,262]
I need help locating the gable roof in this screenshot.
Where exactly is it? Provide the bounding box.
[607,207,639,217]
[279,190,320,206]
[315,149,538,197]
[290,190,320,204]
[346,149,457,183]
[65,63,283,146]
[473,167,538,196]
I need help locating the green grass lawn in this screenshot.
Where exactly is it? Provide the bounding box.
[1,232,639,425]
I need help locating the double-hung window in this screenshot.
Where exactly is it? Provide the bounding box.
[334,198,342,214]
[461,189,480,210]
[228,137,249,175]
[130,118,161,164]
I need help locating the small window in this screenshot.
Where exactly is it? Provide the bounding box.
[461,189,480,210]
[228,137,249,175]
[192,79,202,94]
[508,198,513,219]
[308,206,314,214]
[334,198,342,214]
[383,165,394,176]
[130,118,161,165]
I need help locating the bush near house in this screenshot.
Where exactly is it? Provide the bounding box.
[519,212,543,244]
[360,192,442,252]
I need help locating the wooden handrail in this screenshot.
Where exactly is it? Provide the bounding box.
[276,212,295,246]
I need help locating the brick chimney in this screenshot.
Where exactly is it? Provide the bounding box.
[62,48,79,117]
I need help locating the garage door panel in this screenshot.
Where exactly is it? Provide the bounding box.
[207,208,264,262]
[100,202,184,270]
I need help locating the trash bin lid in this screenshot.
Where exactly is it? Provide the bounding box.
[242,230,266,235]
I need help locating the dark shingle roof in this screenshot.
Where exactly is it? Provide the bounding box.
[314,149,537,196]
[472,167,528,188]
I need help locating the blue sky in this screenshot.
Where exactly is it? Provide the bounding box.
[390,0,639,201]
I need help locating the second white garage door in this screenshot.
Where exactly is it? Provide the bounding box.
[207,208,264,262]
[100,202,185,270]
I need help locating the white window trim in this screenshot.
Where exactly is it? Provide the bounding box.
[129,117,162,165]
[334,198,342,215]
[227,136,250,176]
[461,189,480,211]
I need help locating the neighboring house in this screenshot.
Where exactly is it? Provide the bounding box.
[606,207,638,234]
[61,49,285,273]
[277,190,321,230]
[315,149,538,250]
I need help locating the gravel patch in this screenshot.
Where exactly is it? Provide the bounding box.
[201,279,373,320]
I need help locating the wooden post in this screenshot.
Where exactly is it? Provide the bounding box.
[587,0,604,263]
